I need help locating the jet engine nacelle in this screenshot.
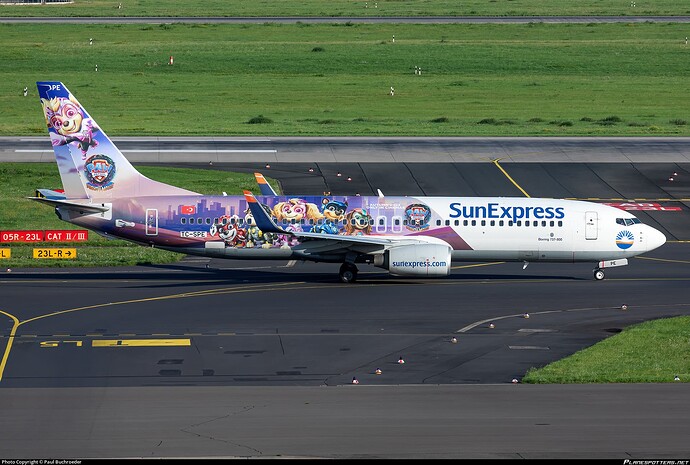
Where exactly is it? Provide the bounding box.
[375,243,452,277]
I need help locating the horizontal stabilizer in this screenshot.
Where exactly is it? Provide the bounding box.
[35,188,67,200]
[27,197,110,214]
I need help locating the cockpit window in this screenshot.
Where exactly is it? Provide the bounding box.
[616,218,640,226]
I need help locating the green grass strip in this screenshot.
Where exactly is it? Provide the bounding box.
[523,316,690,383]
[1,0,689,17]
[2,22,689,136]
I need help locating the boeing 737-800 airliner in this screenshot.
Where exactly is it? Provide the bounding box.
[30,82,666,282]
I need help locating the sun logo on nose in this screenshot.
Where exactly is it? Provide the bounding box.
[616,230,634,249]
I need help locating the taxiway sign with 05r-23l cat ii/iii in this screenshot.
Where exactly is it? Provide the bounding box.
[30,81,666,283]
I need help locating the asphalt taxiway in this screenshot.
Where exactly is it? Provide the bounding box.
[1,244,689,458]
[1,243,689,388]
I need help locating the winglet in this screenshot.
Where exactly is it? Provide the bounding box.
[254,172,278,196]
[243,190,285,234]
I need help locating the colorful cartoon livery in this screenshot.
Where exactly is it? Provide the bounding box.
[31,82,666,282]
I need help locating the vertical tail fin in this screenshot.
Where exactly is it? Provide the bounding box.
[37,81,198,200]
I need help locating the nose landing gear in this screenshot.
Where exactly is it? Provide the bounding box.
[594,268,605,281]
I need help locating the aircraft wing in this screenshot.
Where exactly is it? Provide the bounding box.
[243,191,429,253]
[27,197,111,214]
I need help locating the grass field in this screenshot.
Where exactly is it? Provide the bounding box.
[1,0,689,18]
[1,22,689,137]
[0,163,280,267]
[523,316,690,383]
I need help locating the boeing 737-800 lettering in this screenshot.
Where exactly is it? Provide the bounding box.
[30,82,666,283]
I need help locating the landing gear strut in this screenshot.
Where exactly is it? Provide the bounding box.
[593,268,605,281]
[339,263,358,283]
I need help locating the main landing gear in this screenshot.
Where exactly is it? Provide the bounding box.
[339,263,358,283]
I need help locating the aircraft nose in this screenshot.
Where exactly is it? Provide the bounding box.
[646,227,666,252]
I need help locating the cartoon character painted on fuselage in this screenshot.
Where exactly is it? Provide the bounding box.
[405,203,431,232]
[313,198,348,235]
[343,208,372,236]
[41,94,99,159]
[272,198,323,247]
[210,214,246,247]
[245,205,276,249]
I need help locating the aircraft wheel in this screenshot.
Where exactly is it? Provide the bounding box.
[594,269,605,281]
[339,263,358,283]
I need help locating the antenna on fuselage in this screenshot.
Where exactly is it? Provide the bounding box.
[377,189,384,198]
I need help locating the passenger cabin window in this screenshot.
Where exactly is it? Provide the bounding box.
[558,220,563,227]
[436,220,441,226]
[445,220,450,226]
[463,220,468,226]
[454,220,460,226]
[181,218,186,224]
